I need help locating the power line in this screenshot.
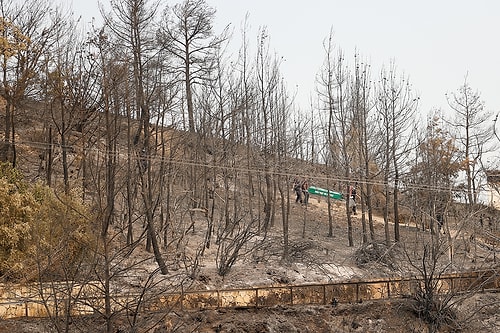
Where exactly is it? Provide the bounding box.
[15,139,479,194]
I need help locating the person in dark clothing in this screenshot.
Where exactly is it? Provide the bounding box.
[350,185,357,215]
[293,178,302,203]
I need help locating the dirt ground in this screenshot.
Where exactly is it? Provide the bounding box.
[160,292,500,333]
[185,197,496,291]
[1,196,499,332]
[189,199,389,291]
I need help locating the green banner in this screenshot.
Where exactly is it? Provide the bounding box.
[308,186,343,200]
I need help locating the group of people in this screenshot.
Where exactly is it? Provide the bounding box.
[293,178,359,213]
[293,178,309,205]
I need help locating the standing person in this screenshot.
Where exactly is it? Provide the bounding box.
[293,178,302,203]
[350,185,357,215]
[302,179,310,205]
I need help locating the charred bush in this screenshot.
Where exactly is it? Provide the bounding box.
[354,242,397,270]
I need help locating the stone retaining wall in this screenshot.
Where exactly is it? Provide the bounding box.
[150,270,499,311]
[1,270,498,319]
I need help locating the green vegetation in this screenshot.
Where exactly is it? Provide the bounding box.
[0,162,95,281]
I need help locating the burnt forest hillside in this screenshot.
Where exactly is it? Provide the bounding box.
[0,99,498,332]
[0,0,498,331]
